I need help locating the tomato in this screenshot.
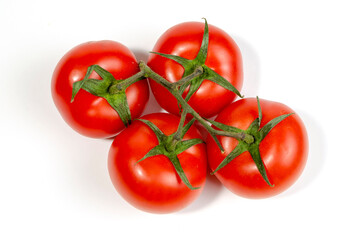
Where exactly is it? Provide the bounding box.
[108,113,207,213]
[206,98,308,198]
[147,21,243,118]
[51,40,149,138]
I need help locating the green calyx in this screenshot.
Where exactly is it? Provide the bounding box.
[71,65,145,127]
[210,97,294,186]
[151,18,243,111]
[135,116,203,190]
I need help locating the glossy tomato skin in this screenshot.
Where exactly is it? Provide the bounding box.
[206,98,308,198]
[51,40,149,138]
[148,21,243,118]
[108,113,207,213]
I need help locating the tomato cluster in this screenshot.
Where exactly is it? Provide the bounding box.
[52,19,308,214]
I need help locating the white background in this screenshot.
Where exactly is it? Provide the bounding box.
[1,0,359,239]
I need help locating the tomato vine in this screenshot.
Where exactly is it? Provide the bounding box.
[70,19,298,189]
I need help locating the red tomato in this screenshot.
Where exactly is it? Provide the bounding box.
[206,98,308,198]
[147,21,243,118]
[51,40,149,138]
[108,113,207,213]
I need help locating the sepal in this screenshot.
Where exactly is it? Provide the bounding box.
[206,118,244,133]
[168,155,200,190]
[248,145,273,186]
[136,119,165,142]
[259,113,294,141]
[150,52,192,68]
[135,118,204,190]
[210,97,295,186]
[71,65,132,126]
[136,145,164,164]
[211,142,247,175]
[179,118,196,139]
[174,138,204,155]
[204,66,243,98]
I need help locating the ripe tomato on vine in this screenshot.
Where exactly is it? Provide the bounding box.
[206,98,308,198]
[52,40,149,138]
[148,20,243,118]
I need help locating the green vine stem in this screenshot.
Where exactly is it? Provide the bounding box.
[136,61,254,150]
[173,109,188,142]
[108,70,145,94]
[173,66,204,88]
